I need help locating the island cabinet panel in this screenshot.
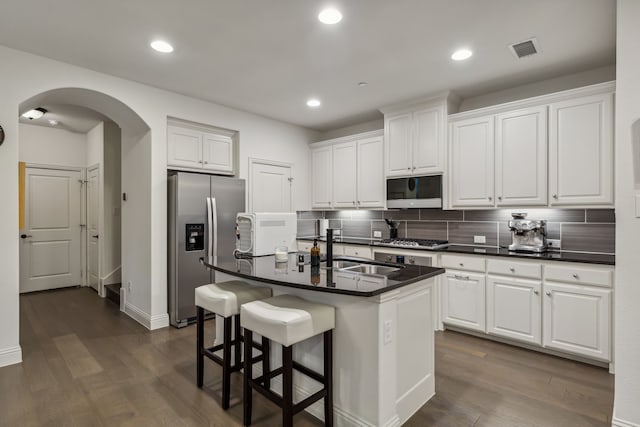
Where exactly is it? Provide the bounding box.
[442,270,486,332]
[542,282,611,361]
[311,145,333,208]
[487,275,542,345]
[549,92,614,206]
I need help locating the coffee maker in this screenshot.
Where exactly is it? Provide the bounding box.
[508,213,548,253]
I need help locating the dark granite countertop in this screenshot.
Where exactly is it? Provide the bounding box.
[201,254,445,297]
[296,237,615,266]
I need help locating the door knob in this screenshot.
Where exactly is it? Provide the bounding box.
[20,234,32,239]
[92,235,99,239]
[546,291,551,296]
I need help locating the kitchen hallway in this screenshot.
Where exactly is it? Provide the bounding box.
[2,287,613,426]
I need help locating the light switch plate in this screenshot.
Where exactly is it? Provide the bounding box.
[473,235,486,244]
[373,230,382,238]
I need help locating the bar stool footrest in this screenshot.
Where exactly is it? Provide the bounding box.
[293,389,327,415]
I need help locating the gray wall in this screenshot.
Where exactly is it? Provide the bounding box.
[298,208,615,255]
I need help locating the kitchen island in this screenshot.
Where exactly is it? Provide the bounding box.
[201,254,445,426]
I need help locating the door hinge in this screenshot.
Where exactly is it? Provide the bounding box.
[287,177,294,183]
[79,224,86,228]
[78,179,88,185]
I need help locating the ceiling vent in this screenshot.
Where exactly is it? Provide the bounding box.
[509,37,540,59]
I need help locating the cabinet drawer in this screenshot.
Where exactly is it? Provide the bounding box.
[441,255,485,272]
[342,245,372,259]
[487,259,541,279]
[544,264,612,288]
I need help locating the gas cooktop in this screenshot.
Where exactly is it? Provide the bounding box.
[374,238,449,250]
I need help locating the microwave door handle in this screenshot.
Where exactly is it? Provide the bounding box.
[211,197,218,257]
[206,197,213,257]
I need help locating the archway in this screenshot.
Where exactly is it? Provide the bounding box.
[18,87,154,328]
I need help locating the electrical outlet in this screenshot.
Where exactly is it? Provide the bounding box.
[474,235,486,244]
[373,230,382,238]
[547,239,561,249]
[383,320,393,345]
[334,229,341,236]
[126,281,132,293]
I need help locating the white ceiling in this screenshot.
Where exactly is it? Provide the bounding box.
[0,0,615,131]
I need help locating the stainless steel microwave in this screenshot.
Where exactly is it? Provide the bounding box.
[386,175,442,208]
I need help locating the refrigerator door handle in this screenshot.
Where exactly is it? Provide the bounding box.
[211,197,218,257]
[206,197,213,257]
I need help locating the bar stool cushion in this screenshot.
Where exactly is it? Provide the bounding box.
[195,281,272,317]
[241,294,335,347]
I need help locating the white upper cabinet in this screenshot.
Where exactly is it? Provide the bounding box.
[549,92,614,206]
[167,126,203,169]
[450,116,495,207]
[202,133,233,174]
[382,98,448,177]
[332,141,358,208]
[311,145,333,208]
[167,123,235,175]
[447,82,614,209]
[356,136,385,207]
[311,130,384,209]
[495,106,548,206]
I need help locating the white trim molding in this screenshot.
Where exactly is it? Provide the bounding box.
[0,346,23,368]
[613,415,640,427]
[124,302,169,330]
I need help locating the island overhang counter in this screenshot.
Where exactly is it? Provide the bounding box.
[201,254,445,426]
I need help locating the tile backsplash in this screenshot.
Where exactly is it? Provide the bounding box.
[297,208,616,255]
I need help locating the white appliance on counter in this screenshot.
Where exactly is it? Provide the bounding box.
[235,212,297,256]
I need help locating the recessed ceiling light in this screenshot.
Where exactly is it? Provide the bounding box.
[306,99,321,108]
[48,120,58,126]
[21,108,47,120]
[451,49,473,61]
[318,8,342,24]
[150,40,174,53]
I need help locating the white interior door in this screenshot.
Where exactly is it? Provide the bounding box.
[20,167,82,293]
[87,166,100,292]
[250,160,292,212]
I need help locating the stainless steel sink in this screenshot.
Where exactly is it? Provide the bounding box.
[321,260,360,269]
[341,264,401,275]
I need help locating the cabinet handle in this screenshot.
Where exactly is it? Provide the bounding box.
[199,160,203,164]
[459,262,464,267]
[488,196,493,201]
[546,291,551,296]
[454,274,470,281]
[509,267,515,273]
[412,166,416,171]
[553,194,558,199]
[204,161,208,164]
[534,290,539,295]
[357,201,361,205]
[407,167,411,171]
[352,201,356,205]
[498,196,502,201]
[572,273,579,279]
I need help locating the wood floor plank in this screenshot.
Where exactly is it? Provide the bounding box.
[1,287,613,427]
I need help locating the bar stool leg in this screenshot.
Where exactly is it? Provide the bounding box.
[196,306,205,388]
[243,329,253,426]
[234,314,242,369]
[262,337,271,389]
[282,345,294,427]
[222,316,232,410]
[324,329,334,427]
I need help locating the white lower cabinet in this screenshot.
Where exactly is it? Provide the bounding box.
[542,282,611,361]
[442,271,486,332]
[486,275,542,345]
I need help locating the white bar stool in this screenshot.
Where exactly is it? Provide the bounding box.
[241,294,335,427]
[195,280,272,409]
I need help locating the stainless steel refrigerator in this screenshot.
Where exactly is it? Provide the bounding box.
[168,171,245,327]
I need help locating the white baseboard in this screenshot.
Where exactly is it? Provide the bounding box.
[0,346,23,368]
[612,415,640,427]
[124,302,169,330]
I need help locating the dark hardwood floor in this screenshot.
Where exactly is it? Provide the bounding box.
[1,287,613,426]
